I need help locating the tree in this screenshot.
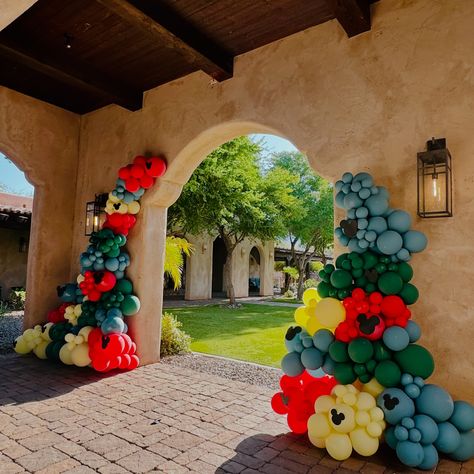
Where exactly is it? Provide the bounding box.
[164,236,193,290]
[168,137,297,306]
[270,151,334,300]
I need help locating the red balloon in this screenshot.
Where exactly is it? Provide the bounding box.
[130,163,145,179]
[47,303,69,323]
[271,392,289,415]
[139,174,154,189]
[118,166,131,180]
[125,177,140,193]
[144,156,167,178]
[103,213,136,236]
[128,355,139,370]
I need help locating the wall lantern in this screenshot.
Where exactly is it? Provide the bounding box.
[85,193,108,236]
[417,137,453,218]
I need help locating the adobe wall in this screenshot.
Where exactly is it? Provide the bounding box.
[73,0,474,398]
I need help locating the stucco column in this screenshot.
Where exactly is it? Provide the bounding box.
[185,234,212,300]
[260,242,274,296]
[126,204,167,365]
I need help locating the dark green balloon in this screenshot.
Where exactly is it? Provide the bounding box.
[324,264,335,274]
[46,341,64,361]
[352,268,363,278]
[348,338,374,364]
[121,295,141,316]
[359,373,372,384]
[374,360,402,387]
[330,269,352,289]
[319,270,331,283]
[366,359,377,373]
[352,257,363,269]
[399,283,419,305]
[378,271,404,295]
[393,344,434,379]
[116,278,133,295]
[317,281,331,298]
[354,363,367,376]
[362,251,378,269]
[335,254,347,268]
[334,363,357,384]
[398,262,414,282]
[329,340,349,363]
[373,341,392,362]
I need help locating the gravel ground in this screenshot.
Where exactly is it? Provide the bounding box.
[161,352,281,390]
[0,311,23,354]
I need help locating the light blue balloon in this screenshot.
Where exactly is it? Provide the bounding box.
[335,191,346,208]
[307,368,325,378]
[403,230,428,253]
[302,335,313,348]
[358,188,371,200]
[281,352,304,377]
[378,388,415,425]
[358,239,369,249]
[383,326,410,351]
[335,180,344,193]
[405,384,421,399]
[418,444,438,470]
[396,248,410,261]
[385,427,398,450]
[344,192,363,210]
[101,316,125,335]
[105,257,119,271]
[450,401,474,432]
[347,209,356,219]
[365,195,389,216]
[351,181,362,192]
[434,422,461,454]
[353,172,372,183]
[388,210,412,233]
[414,414,439,445]
[342,172,353,183]
[409,428,422,443]
[377,230,403,255]
[449,431,474,461]
[356,229,366,239]
[335,227,343,238]
[342,183,351,194]
[322,354,335,375]
[401,373,413,385]
[405,320,421,343]
[396,441,424,467]
[339,235,350,246]
[355,206,368,218]
[364,230,377,242]
[377,186,390,200]
[395,425,409,441]
[402,417,415,429]
[357,218,368,230]
[301,348,324,370]
[367,216,388,234]
[416,385,454,422]
[313,329,334,352]
[348,238,364,253]
[107,307,123,319]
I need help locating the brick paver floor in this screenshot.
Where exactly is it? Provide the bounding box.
[0,355,472,474]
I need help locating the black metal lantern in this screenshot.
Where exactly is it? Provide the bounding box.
[417,138,453,218]
[85,193,108,236]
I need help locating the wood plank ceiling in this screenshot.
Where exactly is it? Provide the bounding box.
[0,0,377,114]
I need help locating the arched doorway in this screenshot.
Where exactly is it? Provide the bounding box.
[212,236,227,297]
[248,246,262,296]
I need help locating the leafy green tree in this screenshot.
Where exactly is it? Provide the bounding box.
[270,151,334,300]
[168,137,297,305]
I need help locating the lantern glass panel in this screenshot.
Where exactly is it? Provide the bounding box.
[85,201,95,236]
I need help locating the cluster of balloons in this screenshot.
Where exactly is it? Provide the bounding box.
[15,155,167,373]
[318,251,419,305]
[271,170,473,469]
[271,371,337,433]
[335,172,427,261]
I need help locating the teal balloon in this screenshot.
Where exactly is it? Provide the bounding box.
[434,422,461,454]
[416,385,454,422]
[300,348,323,370]
[101,316,125,335]
[449,431,474,461]
[313,329,334,352]
[418,444,438,470]
[394,425,409,441]
[121,295,141,316]
[405,320,421,343]
[105,257,119,271]
[377,230,403,255]
[403,230,428,253]
[281,352,304,377]
[450,401,474,432]
[335,191,345,208]
[342,172,353,183]
[414,415,439,445]
[385,427,398,450]
[367,216,387,234]
[321,355,336,375]
[383,326,410,351]
[344,192,363,210]
[396,441,424,467]
[388,210,412,233]
[365,195,389,216]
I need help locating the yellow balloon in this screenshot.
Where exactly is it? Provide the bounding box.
[303,288,321,307]
[315,395,335,413]
[350,428,380,456]
[127,201,140,214]
[315,297,346,328]
[307,413,331,439]
[362,378,385,398]
[356,392,376,411]
[326,433,352,461]
[14,337,31,354]
[307,434,326,449]
[355,411,370,427]
[294,307,310,327]
[306,317,325,336]
[71,344,91,367]
[59,345,74,365]
[33,341,48,359]
[329,405,355,434]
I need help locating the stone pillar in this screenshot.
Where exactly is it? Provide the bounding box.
[185,234,212,300]
[260,241,275,296]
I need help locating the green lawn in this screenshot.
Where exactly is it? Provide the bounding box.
[167,304,294,367]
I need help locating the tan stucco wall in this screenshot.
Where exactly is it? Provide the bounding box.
[69,0,474,398]
[0,227,29,297]
[0,87,80,325]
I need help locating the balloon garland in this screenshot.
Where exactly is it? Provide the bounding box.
[14,155,167,372]
[272,171,474,469]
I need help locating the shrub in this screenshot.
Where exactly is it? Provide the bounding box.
[7,289,26,311]
[160,312,191,357]
[304,278,318,290]
[283,289,295,299]
[0,300,10,316]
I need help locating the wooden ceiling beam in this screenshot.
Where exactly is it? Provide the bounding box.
[96,0,233,81]
[0,41,143,111]
[325,0,371,38]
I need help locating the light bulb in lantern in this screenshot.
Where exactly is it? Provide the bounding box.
[432,172,442,204]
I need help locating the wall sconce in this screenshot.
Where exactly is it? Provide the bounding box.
[417,138,453,218]
[85,193,108,236]
[19,237,28,253]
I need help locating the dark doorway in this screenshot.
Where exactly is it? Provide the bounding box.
[249,246,261,295]
[212,237,227,296]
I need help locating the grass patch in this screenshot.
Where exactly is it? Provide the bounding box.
[167,303,294,367]
[270,297,301,304]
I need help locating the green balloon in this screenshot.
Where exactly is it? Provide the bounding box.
[393,344,434,379]
[352,257,363,269]
[319,270,330,283]
[334,363,357,384]
[46,341,64,361]
[348,338,374,363]
[342,260,352,271]
[374,360,402,387]
[121,295,141,316]
[398,262,414,282]
[335,254,347,268]
[399,283,419,305]
[366,359,377,373]
[359,373,372,384]
[352,268,363,278]
[362,251,378,269]
[116,278,133,295]
[329,341,349,363]
[355,276,368,287]
[324,264,335,274]
[330,269,352,289]
[354,363,367,376]
[372,341,392,362]
[317,281,331,298]
[378,271,404,295]
[337,289,350,300]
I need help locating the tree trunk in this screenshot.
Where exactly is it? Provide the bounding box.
[223,250,236,306]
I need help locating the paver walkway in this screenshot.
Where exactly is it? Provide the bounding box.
[0,355,471,474]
